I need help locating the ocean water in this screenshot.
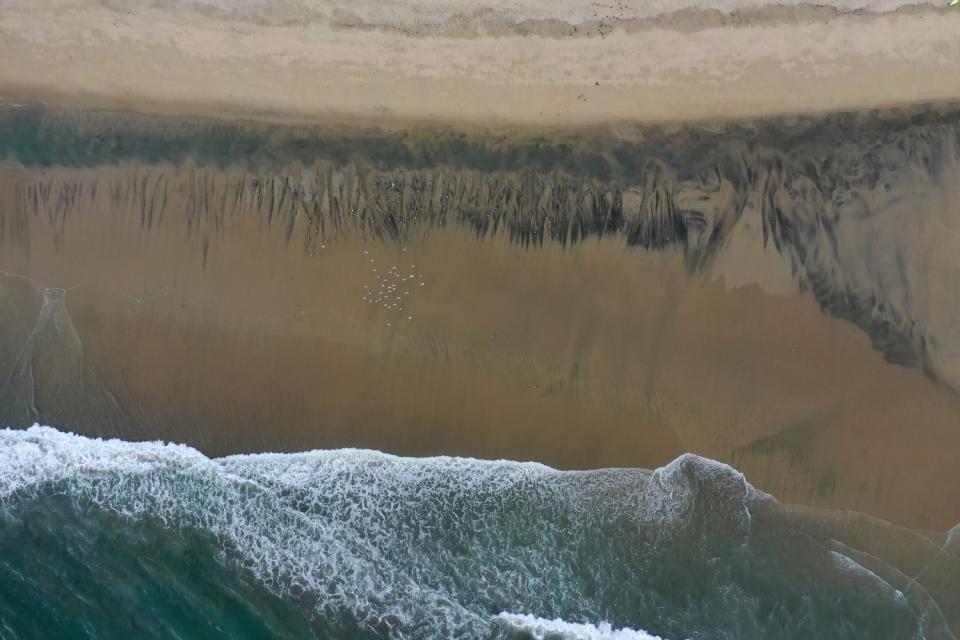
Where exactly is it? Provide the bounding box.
[1,426,954,640]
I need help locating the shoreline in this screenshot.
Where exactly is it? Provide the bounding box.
[6,87,960,143]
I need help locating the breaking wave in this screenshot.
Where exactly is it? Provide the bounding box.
[0,425,957,639]
[494,613,667,639]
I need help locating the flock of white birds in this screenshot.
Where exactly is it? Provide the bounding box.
[360,250,426,326]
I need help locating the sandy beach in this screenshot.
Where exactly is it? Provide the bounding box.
[1,1,959,129]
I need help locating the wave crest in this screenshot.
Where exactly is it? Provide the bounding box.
[1,425,956,639]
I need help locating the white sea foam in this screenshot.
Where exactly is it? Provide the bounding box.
[496,613,671,640]
[4,425,731,637]
[0,424,938,640]
[0,425,209,500]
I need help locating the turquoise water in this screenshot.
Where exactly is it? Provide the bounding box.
[1,427,954,640]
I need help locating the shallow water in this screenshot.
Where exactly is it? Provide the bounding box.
[3,105,960,529]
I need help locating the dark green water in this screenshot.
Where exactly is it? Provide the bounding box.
[0,497,321,640]
[1,427,956,640]
[2,103,957,181]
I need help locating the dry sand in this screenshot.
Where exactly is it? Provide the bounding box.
[1,1,959,129]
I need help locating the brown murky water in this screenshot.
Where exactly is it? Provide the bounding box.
[2,159,960,530]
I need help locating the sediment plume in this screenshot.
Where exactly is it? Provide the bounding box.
[3,105,959,388]
[2,105,960,530]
